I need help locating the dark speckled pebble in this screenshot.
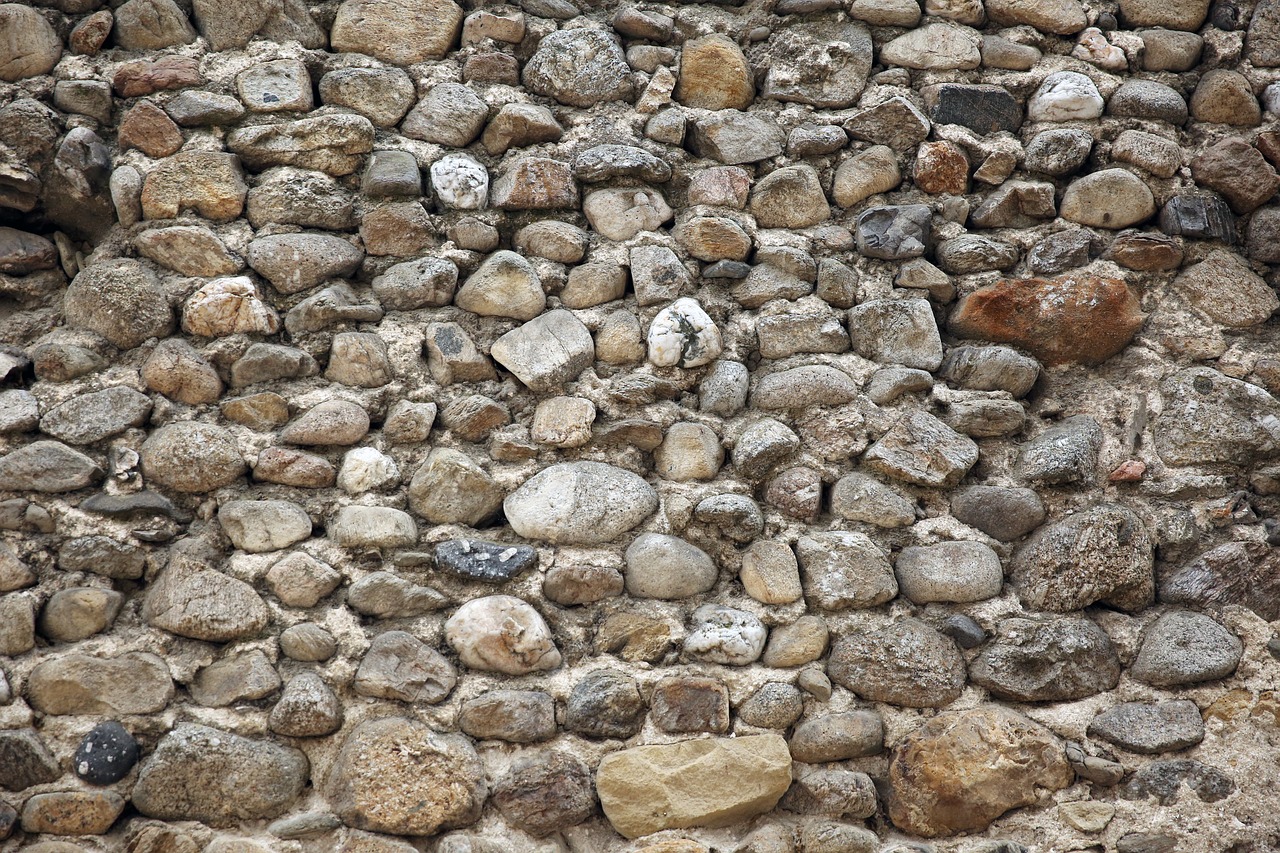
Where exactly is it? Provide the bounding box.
[942,614,986,648]
[0,800,15,840]
[435,539,538,583]
[74,721,139,785]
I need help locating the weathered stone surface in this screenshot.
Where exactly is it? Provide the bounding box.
[446,595,561,674]
[691,112,786,165]
[141,423,245,493]
[1191,139,1280,215]
[896,541,1004,603]
[1160,541,1280,620]
[143,558,269,642]
[0,442,102,493]
[1013,504,1153,611]
[27,652,172,714]
[596,735,792,839]
[796,531,897,610]
[0,729,60,791]
[331,0,463,65]
[492,751,596,837]
[950,274,1144,366]
[761,19,873,107]
[191,650,280,707]
[1130,611,1242,686]
[888,706,1073,837]
[141,151,247,222]
[491,310,594,392]
[354,631,457,703]
[1156,367,1280,465]
[133,725,307,825]
[0,5,61,81]
[64,260,175,349]
[863,411,978,487]
[523,29,631,107]
[675,34,753,110]
[971,616,1122,701]
[459,690,556,743]
[829,619,966,707]
[328,717,484,835]
[1088,700,1205,754]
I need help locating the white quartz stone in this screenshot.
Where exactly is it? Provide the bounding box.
[683,604,767,665]
[430,154,489,209]
[1027,71,1105,121]
[337,447,401,493]
[647,297,723,368]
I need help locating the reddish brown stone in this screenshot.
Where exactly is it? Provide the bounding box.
[1190,138,1280,215]
[1257,130,1280,170]
[359,202,434,256]
[1105,231,1184,271]
[253,447,336,488]
[119,100,184,158]
[650,676,730,733]
[888,706,1072,837]
[113,57,203,98]
[1109,460,1146,482]
[914,141,969,195]
[948,274,1144,366]
[491,157,578,210]
[70,10,114,56]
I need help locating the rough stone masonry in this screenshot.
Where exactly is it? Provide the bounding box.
[1,0,1280,849]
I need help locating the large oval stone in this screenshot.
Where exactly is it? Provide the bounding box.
[504,462,658,544]
[948,273,1144,366]
[327,717,485,836]
[132,724,308,825]
[26,652,174,715]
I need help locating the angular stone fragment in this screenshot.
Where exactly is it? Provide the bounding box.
[971,616,1122,701]
[354,631,457,703]
[1014,504,1153,612]
[888,706,1073,837]
[1121,760,1235,805]
[491,310,594,392]
[331,0,463,65]
[133,725,307,825]
[596,736,792,839]
[1191,139,1280,215]
[140,151,247,222]
[144,557,269,642]
[796,531,897,610]
[1174,249,1278,328]
[691,111,786,164]
[931,83,1023,134]
[1159,194,1236,242]
[228,114,374,176]
[491,157,577,210]
[856,205,931,259]
[881,23,981,69]
[844,97,931,150]
[1160,541,1280,620]
[950,274,1144,366]
[183,277,280,337]
[750,165,829,228]
[320,68,415,127]
[849,298,943,370]
[0,730,60,791]
[864,411,977,488]
[762,18,873,107]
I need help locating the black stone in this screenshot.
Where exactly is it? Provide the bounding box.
[73,721,140,786]
[1210,0,1240,29]
[1121,759,1235,805]
[0,728,61,791]
[1268,635,1280,659]
[931,84,1024,135]
[855,205,932,260]
[1158,194,1239,243]
[435,539,538,583]
[941,614,986,649]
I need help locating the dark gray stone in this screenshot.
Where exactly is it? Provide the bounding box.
[1159,194,1239,243]
[1118,834,1178,853]
[1121,760,1235,805]
[970,616,1122,702]
[942,614,986,648]
[0,729,61,791]
[574,144,671,183]
[1028,229,1098,274]
[828,619,966,708]
[1087,700,1205,754]
[74,721,140,785]
[931,84,1023,134]
[491,750,596,838]
[565,669,646,739]
[1024,128,1093,177]
[1130,611,1242,686]
[435,539,538,583]
[81,491,183,520]
[855,205,931,260]
[951,485,1046,540]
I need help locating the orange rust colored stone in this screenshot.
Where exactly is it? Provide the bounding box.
[914,140,969,195]
[948,274,1145,366]
[113,57,203,98]
[1108,460,1146,482]
[119,100,184,158]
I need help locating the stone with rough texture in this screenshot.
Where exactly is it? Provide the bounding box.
[1174,249,1278,328]
[676,35,753,110]
[143,557,269,642]
[0,5,62,81]
[596,735,792,839]
[141,423,245,493]
[64,260,174,349]
[896,541,1004,603]
[328,717,485,836]
[1061,169,1156,229]
[0,729,60,791]
[1088,700,1205,754]
[27,652,173,715]
[133,725,307,825]
[74,722,139,785]
[888,706,1073,837]
[354,631,457,703]
[796,531,897,610]
[762,19,873,107]
[1156,367,1280,465]
[950,274,1144,366]
[331,0,463,65]
[864,411,978,487]
[1013,504,1153,611]
[1130,611,1242,686]
[491,310,594,392]
[523,29,631,108]
[1191,139,1280,215]
[971,616,1122,701]
[492,751,596,837]
[0,442,102,493]
[829,619,966,707]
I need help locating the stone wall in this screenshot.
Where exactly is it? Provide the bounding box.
[2,0,1280,849]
